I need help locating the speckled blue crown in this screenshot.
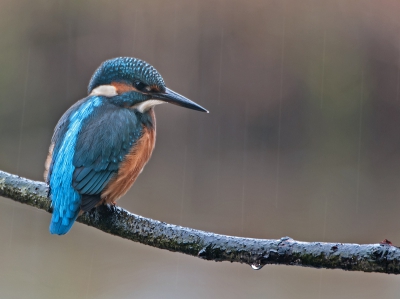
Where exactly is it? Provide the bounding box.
[88,57,165,94]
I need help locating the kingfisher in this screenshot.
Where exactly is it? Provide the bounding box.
[44,57,208,235]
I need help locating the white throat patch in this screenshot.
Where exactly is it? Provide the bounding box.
[133,100,165,113]
[90,85,118,97]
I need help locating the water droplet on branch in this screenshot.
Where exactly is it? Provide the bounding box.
[250,262,264,270]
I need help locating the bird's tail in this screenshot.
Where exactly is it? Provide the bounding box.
[49,202,80,235]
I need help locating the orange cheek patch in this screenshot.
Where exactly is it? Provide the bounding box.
[150,85,161,92]
[111,82,137,94]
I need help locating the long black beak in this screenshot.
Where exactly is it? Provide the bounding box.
[152,88,208,113]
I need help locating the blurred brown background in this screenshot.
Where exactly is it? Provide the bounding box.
[1,0,400,298]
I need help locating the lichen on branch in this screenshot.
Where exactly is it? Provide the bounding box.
[1,170,399,274]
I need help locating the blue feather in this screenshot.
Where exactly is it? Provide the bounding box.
[49,97,103,235]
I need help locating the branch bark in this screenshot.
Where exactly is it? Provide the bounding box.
[0,169,399,274]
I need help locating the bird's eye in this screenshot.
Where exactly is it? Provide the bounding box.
[133,80,150,92]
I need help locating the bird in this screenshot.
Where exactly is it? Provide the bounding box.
[44,57,208,235]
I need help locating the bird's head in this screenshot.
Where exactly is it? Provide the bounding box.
[88,57,208,113]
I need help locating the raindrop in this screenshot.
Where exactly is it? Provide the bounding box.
[250,262,264,270]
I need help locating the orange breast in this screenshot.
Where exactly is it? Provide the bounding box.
[44,142,54,183]
[101,115,156,204]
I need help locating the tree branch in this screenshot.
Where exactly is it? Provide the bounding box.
[0,170,399,274]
